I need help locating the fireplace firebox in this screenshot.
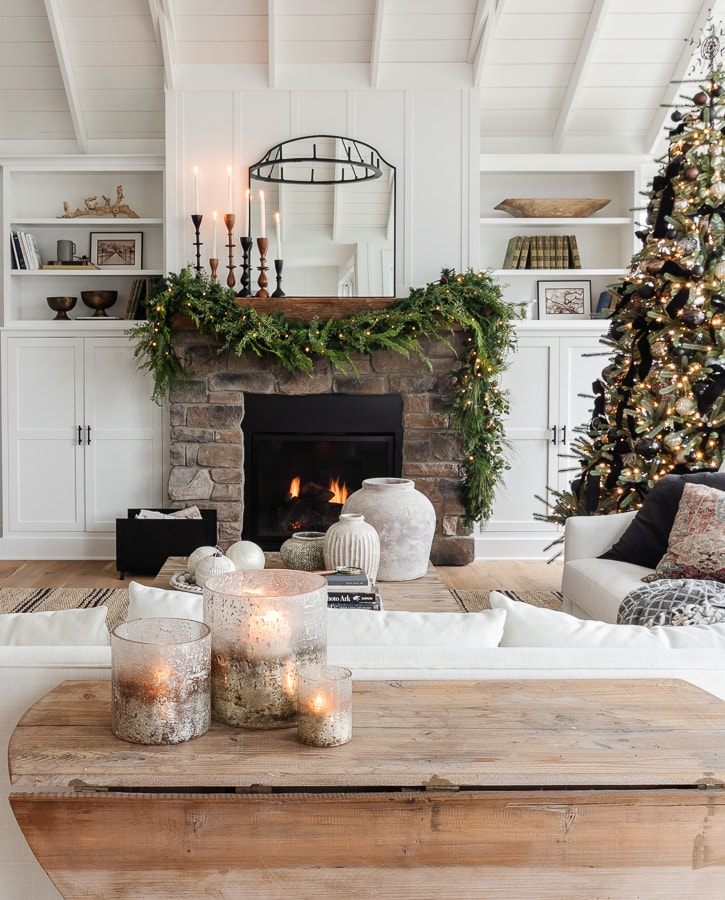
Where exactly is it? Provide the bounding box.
[242,394,403,550]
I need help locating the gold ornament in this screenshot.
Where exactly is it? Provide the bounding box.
[675,396,697,415]
[650,340,668,358]
[714,260,725,279]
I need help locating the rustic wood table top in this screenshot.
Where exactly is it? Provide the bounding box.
[9,677,725,792]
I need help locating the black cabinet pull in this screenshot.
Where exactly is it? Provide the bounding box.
[87,425,91,445]
[561,425,567,445]
[551,425,557,444]
[77,425,82,445]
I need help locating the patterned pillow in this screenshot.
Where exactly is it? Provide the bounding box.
[646,482,725,582]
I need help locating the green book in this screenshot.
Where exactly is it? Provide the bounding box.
[502,235,520,268]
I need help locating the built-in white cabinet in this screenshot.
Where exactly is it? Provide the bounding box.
[476,321,610,559]
[2,156,164,324]
[480,154,644,310]
[0,332,165,559]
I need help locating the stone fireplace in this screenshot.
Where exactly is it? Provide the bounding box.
[167,329,474,566]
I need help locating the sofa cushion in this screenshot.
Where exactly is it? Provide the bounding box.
[127,581,203,621]
[561,557,654,623]
[644,482,725,583]
[599,472,725,569]
[0,607,109,646]
[489,591,725,649]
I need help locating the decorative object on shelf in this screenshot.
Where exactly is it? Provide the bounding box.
[110,617,211,745]
[169,571,203,594]
[225,539,266,571]
[502,234,583,270]
[56,239,76,262]
[537,280,592,319]
[342,478,435,581]
[224,213,236,288]
[280,531,326,571]
[187,545,220,578]
[90,232,143,269]
[131,266,518,527]
[238,235,253,297]
[46,296,76,320]
[256,236,269,297]
[193,552,236,589]
[203,569,327,729]
[323,513,380,583]
[271,258,286,297]
[191,213,203,272]
[80,289,118,317]
[494,198,610,218]
[297,664,353,747]
[59,185,139,219]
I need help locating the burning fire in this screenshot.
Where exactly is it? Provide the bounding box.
[287,475,349,504]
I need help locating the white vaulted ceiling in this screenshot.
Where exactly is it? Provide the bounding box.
[0,0,722,157]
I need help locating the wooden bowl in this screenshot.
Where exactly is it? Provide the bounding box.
[81,290,118,316]
[46,296,77,320]
[494,198,611,218]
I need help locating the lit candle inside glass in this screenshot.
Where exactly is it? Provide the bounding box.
[275,211,282,259]
[211,210,217,257]
[259,190,266,237]
[227,165,233,213]
[297,665,353,747]
[242,608,292,660]
[193,166,199,215]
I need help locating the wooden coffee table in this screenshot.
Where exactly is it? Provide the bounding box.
[9,677,725,898]
[154,555,459,612]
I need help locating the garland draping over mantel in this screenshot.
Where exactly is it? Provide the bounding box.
[131,267,518,525]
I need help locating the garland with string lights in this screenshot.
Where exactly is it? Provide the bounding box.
[130,266,518,526]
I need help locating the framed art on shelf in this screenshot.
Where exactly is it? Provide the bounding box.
[537,279,591,320]
[90,232,143,269]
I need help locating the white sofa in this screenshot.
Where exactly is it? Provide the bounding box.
[4,586,725,899]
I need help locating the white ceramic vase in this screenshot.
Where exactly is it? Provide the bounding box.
[323,513,381,583]
[342,477,435,581]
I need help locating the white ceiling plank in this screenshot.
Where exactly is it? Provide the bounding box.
[370,0,386,88]
[552,0,611,153]
[42,0,87,152]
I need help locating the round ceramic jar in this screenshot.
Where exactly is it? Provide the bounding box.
[279,531,326,571]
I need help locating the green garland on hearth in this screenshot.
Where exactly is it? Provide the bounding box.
[130,266,519,525]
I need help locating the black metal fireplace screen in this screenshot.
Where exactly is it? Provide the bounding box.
[242,394,403,549]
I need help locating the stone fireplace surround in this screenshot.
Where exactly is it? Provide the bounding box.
[167,330,474,566]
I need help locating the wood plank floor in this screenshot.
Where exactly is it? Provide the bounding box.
[0,558,563,593]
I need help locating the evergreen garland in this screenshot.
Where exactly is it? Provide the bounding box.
[131,266,518,525]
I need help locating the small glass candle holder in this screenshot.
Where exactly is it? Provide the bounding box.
[203,570,327,730]
[297,665,353,747]
[111,617,211,745]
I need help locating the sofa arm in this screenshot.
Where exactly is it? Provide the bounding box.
[564,510,637,561]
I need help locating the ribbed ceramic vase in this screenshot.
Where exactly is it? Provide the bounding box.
[342,478,435,581]
[323,513,381,583]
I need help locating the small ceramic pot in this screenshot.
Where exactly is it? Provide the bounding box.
[279,531,326,571]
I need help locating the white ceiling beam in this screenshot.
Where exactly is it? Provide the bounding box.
[370,0,387,88]
[471,0,503,87]
[43,0,88,153]
[646,0,725,156]
[552,0,611,153]
[149,0,178,91]
[268,0,277,89]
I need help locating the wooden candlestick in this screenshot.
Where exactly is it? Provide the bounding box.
[209,258,219,282]
[224,214,236,288]
[256,237,269,298]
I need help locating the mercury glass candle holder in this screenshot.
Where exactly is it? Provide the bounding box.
[203,569,328,730]
[297,665,353,747]
[111,617,211,745]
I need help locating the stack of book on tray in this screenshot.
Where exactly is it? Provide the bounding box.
[325,569,382,610]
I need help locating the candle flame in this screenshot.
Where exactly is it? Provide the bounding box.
[310,692,328,715]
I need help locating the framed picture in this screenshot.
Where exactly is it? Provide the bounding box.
[537,280,591,319]
[90,232,143,269]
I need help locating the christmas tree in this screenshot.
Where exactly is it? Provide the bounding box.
[540,49,725,526]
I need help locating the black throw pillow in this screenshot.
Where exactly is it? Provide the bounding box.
[598,471,725,569]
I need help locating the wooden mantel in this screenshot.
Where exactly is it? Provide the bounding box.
[172,296,398,326]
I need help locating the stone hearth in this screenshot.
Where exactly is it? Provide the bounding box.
[167,330,474,566]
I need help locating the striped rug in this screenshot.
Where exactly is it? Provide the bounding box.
[452,589,563,613]
[0,587,129,632]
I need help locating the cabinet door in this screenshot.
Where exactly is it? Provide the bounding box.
[487,335,559,537]
[6,337,85,532]
[83,338,163,531]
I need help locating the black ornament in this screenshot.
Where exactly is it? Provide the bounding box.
[635,438,661,459]
[693,380,710,396]
[672,109,684,121]
[593,440,603,451]
[712,84,723,97]
[638,282,655,299]
[711,294,725,310]
[682,307,706,326]
[690,264,705,278]
[665,222,678,238]
[673,345,689,357]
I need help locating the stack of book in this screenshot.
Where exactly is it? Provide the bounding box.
[325,569,382,610]
[10,229,42,270]
[501,234,582,269]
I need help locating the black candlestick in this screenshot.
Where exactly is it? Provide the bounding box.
[237,236,253,297]
[271,259,286,297]
[191,214,203,272]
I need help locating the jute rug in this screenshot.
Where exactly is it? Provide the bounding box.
[0,587,129,632]
[452,589,563,613]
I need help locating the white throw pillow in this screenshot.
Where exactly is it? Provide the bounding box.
[489,591,725,649]
[327,608,505,649]
[0,607,109,646]
[127,581,203,622]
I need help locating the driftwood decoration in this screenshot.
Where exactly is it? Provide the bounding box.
[59,185,139,218]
